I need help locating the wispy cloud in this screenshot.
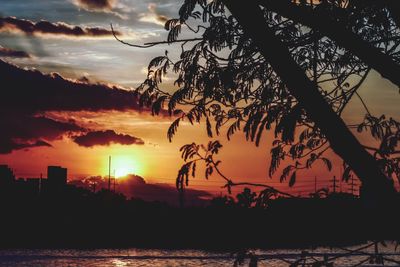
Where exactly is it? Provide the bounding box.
[0,45,31,58]
[72,0,128,19]
[0,16,121,38]
[74,0,116,11]
[139,3,169,26]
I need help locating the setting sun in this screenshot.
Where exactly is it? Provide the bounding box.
[115,167,134,178]
[104,155,140,178]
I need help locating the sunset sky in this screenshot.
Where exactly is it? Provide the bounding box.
[1,0,399,196]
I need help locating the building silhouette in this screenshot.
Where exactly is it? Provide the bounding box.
[19,177,43,195]
[47,166,67,186]
[0,165,15,184]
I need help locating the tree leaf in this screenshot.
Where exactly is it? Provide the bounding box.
[289,171,296,187]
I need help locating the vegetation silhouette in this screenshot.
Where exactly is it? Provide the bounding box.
[1,177,400,249]
[114,0,400,206]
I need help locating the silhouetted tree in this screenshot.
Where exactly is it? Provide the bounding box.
[221,0,399,204]
[85,176,103,192]
[116,0,400,204]
[210,195,235,208]
[236,188,256,208]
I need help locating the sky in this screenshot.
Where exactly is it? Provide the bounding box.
[0,0,399,198]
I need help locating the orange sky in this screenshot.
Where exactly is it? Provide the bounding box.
[1,70,398,196]
[0,0,399,197]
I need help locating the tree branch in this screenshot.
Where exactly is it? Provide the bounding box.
[256,0,400,88]
[223,0,396,203]
[110,23,203,48]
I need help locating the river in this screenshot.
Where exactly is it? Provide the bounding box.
[1,244,400,266]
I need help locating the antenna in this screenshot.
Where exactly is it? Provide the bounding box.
[39,173,42,196]
[314,176,317,195]
[108,156,111,191]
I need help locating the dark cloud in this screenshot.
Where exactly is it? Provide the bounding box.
[0,16,121,37]
[74,130,144,147]
[0,60,151,154]
[74,0,116,12]
[0,45,31,58]
[1,115,84,141]
[0,140,52,154]
[0,59,140,113]
[0,115,82,154]
[119,175,211,206]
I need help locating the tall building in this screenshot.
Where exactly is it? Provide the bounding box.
[0,165,15,183]
[47,166,67,186]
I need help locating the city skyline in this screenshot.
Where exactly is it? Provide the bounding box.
[0,161,361,199]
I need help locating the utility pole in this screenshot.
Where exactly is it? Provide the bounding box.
[113,169,116,192]
[108,156,111,191]
[329,175,338,194]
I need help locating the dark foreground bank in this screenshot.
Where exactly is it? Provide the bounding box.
[1,182,400,249]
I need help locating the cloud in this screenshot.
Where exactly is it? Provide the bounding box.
[139,3,170,26]
[0,45,31,58]
[74,0,116,11]
[0,115,83,154]
[0,59,140,113]
[0,60,152,154]
[2,115,84,141]
[73,130,145,147]
[0,16,121,38]
[0,140,52,154]
[72,0,127,19]
[119,175,211,205]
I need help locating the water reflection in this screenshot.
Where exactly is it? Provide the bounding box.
[0,244,400,267]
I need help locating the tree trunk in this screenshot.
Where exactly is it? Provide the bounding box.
[223,0,396,204]
[256,0,400,89]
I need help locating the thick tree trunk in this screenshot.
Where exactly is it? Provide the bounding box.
[223,0,396,204]
[256,0,400,89]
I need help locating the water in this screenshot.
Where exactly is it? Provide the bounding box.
[1,244,400,266]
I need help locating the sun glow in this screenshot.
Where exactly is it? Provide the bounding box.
[106,155,140,178]
[115,167,134,178]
